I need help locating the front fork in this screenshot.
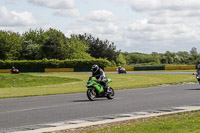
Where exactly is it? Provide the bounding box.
[88,88,96,95]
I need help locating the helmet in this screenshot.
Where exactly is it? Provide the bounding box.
[91,65,99,73]
[119,66,121,68]
[198,60,200,64]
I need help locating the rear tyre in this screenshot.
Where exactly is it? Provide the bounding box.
[107,87,115,99]
[87,88,96,101]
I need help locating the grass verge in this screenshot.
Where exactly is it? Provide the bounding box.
[57,110,200,133]
[0,73,81,88]
[0,72,197,98]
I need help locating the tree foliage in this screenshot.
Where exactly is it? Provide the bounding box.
[0,29,93,60]
[0,31,22,60]
[66,36,92,59]
[72,33,120,62]
[122,47,200,66]
[41,29,67,59]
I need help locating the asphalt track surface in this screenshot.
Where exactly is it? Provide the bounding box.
[0,71,199,130]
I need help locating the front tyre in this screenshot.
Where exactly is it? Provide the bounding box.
[87,88,96,101]
[107,87,115,99]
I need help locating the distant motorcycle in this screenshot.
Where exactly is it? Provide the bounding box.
[196,74,200,85]
[193,72,200,85]
[86,77,115,101]
[117,68,127,74]
[10,68,20,74]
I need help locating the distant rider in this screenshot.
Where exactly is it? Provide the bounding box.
[91,65,109,93]
[118,66,126,74]
[11,66,15,71]
[11,66,16,73]
[118,66,122,72]
[197,60,200,74]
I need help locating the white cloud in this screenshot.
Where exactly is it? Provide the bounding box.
[2,0,200,53]
[93,23,119,34]
[105,0,200,52]
[54,8,80,17]
[28,0,75,9]
[87,10,117,22]
[64,9,119,37]
[0,6,37,27]
[119,17,200,53]
[149,16,183,24]
[29,0,78,18]
[63,0,200,53]
[111,0,200,11]
[5,0,18,4]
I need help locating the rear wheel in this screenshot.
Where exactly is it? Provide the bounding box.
[107,87,115,99]
[87,88,96,101]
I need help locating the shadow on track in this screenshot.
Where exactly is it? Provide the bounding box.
[72,100,90,102]
[73,98,108,102]
[185,88,200,91]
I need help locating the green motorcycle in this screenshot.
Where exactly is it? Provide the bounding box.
[86,77,115,101]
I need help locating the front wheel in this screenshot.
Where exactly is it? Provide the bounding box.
[107,87,115,99]
[87,88,96,101]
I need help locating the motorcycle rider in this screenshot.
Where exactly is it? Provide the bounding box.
[118,66,126,74]
[11,66,16,73]
[11,66,15,71]
[197,60,200,74]
[118,66,122,72]
[91,64,110,93]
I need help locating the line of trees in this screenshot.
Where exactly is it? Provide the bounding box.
[0,28,199,66]
[122,47,200,66]
[0,29,121,64]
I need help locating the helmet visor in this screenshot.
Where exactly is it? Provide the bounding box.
[92,67,97,72]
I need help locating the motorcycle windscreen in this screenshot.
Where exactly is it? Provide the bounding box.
[106,79,111,84]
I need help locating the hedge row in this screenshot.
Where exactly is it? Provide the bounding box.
[0,59,112,69]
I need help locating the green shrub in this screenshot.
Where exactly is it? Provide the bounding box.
[0,59,112,69]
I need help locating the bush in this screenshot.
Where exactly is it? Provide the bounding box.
[0,59,112,69]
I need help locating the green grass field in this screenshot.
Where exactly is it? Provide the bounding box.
[83,111,200,133]
[0,73,81,88]
[0,72,197,98]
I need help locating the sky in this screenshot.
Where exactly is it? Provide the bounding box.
[0,0,200,53]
